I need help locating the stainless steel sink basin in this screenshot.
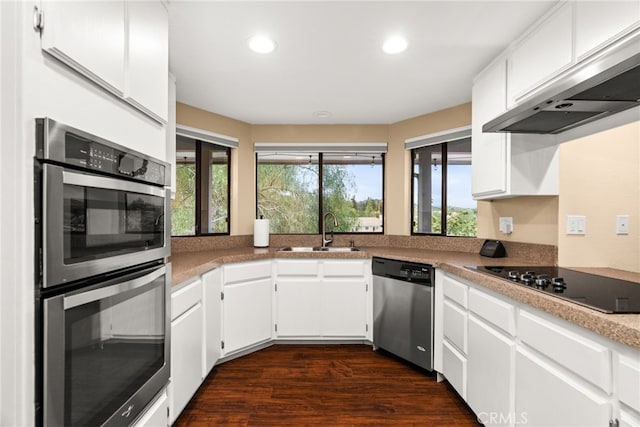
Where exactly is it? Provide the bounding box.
[278,246,360,252]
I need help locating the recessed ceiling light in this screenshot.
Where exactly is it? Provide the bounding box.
[382,36,408,54]
[313,110,332,119]
[248,35,277,54]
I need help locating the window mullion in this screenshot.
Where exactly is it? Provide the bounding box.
[195,141,203,236]
[318,152,323,235]
[441,143,448,236]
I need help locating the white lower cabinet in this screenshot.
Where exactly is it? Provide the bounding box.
[274,259,368,339]
[439,272,639,427]
[202,267,222,375]
[222,277,272,354]
[169,279,203,424]
[515,347,611,427]
[467,315,515,426]
[442,340,467,400]
[133,390,168,427]
[321,278,367,337]
[276,278,322,337]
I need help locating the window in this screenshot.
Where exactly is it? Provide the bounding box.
[411,137,476,236]
[256,145,385,234]
[172,135,230,236]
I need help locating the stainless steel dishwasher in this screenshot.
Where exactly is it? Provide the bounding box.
[372,257,433,371]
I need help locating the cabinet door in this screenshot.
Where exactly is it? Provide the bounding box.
[467,315,515,426]
[508,2,573,103]
[471,59,508,197]
[170,303,203,423]
[126,1,169,122]
[575,1,640,61]
[442,340,467,400]
[321,279,367,337]
[133,390,168,427]
[202,268,222,375]
[41,0,125,96]
[515,348,611,427]
[275,278,322,337]
[223,278,272,354]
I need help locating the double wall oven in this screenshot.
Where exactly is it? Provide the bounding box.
[34,118,171,426]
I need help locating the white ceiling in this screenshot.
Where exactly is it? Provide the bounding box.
[168,1,554,125]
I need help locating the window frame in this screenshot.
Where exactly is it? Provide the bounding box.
[410,137,475,237]
[172,138,231,237]
[255,151,385,235]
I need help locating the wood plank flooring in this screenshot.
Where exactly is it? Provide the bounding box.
[174,344,481,426]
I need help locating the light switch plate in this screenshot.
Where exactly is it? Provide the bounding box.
[616,215,629,235]
[566,215,586,235]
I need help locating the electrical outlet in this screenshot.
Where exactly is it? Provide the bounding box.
[566,215,586,235]
[616,215,629,235]
[499,217,513,234]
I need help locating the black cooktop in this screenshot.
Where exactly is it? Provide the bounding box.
[466,266,640,314]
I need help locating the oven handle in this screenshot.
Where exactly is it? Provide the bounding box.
[64,266,166,309]
[63,169,166,197]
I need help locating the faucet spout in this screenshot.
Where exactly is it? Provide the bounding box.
[322,212,338,247]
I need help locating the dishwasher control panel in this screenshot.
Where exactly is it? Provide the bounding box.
[372,257,433,284]
[400,264,431,281]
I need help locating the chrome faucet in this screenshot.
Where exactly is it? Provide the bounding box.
[322,212,338,247]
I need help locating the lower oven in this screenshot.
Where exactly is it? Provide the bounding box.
[39,263,170,427]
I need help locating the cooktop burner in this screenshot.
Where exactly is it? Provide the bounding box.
[466,266,640,314]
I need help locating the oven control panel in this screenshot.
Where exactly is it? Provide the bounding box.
[65,132,166,186]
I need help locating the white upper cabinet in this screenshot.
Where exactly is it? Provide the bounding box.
[508,2,574,106]
[471,59,508,197]
[126,1,169,123]
[471,58,559,199]
[575,1,640,61]
[39,0,168,123]
[40,0,126,96]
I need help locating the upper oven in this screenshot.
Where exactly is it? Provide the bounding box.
[35,118,170,288]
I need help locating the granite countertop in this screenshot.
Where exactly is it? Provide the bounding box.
[169,246,640,350]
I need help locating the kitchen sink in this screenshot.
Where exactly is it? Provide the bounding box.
[278,246,361,252]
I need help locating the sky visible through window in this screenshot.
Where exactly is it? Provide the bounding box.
[431,165,474,209]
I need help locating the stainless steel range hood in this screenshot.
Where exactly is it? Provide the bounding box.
[483,31,640,134]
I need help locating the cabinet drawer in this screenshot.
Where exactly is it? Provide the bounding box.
[443,299,467,353]
[443,340,467,400]
[443,275,468,308]
[224,261,272,284]
[618,354,640,412]
[468,288,516,336]
[276,260,319,276]
[323,260,365,277]
[171,279,202,321]
[518,310,611,393]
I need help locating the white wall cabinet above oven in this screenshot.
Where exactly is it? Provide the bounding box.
[39,0,169,123]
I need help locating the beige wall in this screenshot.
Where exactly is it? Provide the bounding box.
[558,121,640,272]
[477,197,558,245]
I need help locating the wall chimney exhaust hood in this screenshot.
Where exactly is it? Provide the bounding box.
[483,32,640,134]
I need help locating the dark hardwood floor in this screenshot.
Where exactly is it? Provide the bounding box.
[174,344,481,426]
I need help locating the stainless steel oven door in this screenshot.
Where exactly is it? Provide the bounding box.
[43,264,171,427]
[42,163,170,288]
